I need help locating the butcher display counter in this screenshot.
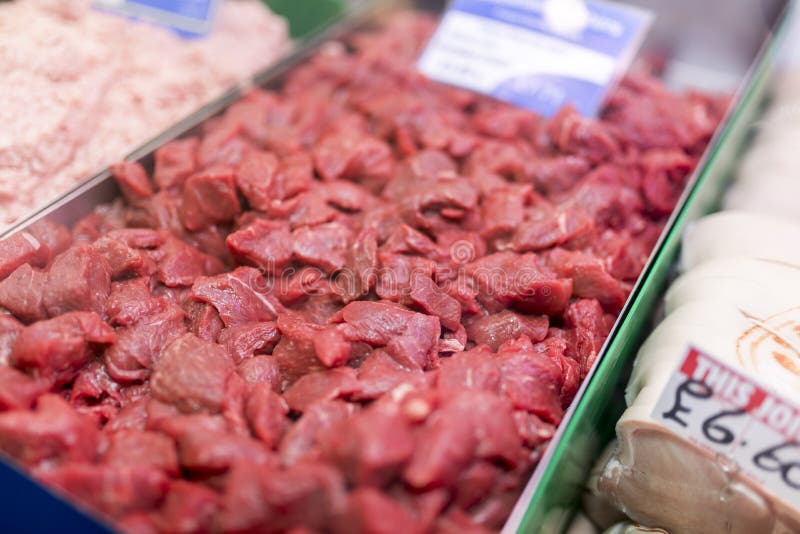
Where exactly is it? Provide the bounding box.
[0,0,792,532]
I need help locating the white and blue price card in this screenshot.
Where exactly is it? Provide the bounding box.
[418,0,653,117]
[94,0,220,36]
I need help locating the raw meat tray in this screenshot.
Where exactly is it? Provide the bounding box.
[0,0,792,532]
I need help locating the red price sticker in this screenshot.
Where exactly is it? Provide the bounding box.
[653,346,800,506]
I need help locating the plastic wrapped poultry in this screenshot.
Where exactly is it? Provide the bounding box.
[590,67,800,534]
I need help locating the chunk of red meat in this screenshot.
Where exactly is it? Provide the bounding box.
[218,322,280,364]
[279,401,356,466]
[376,253,436,302]
[0,394,99,465]
[569,182,644,230]
[528,156,591,196]
[547,105,620,163]
[105,301,186,383]
[227,219,292,275]
[105,398,148,432]
[153,138,198,191]
[43,245,111,316]
[0,316,22,366]
[399,178,478,231]
[480,186,529,239]
[245,384,288,448]
[565,299,613,377]
[27,219,72,258]
[179,168,242,232]
[292,222,355,275]
[405,390,522,489]
[513,411,556,447]
[219,460,346,534]
[0,230,50,281]
[272,314,328,384]
[184,301,224,343]
[592,229,649,281]
[91,235,154,280]
[546,248,627,312]
[105,279,162,326]
[336,301,441,371]
[150,334,234,413]
[321,408,413,486]
[39,463,168,519]
[338,228,378,302]
[640,148,695,214]
[463,140,530,181]
[11,312,114,386]
[343,488,419,534]
[0,366,50,411]
[235,151,281,211]
[511,207,594,252]
[110,161,153,205]
[153,237,225,287]
[175,427,272,474]
[283,368,361,413]
[465,252,573,316]
[103,430,179,476]
[605,79,718,150]
[0,264,47,322]
[191,267,281,327]
[472,105,539,140]
[437,346,502,392]
[70,360,120,405]
[465,311,548,351]
[156,481,218,534]
[381,224,443,258]
[407,274,461,331]
[237,355,282,392]
[454,461,503,510]
[313,130,395,184]
[355,349,424,400]
[197,120,255,168]
[496,343,563,424]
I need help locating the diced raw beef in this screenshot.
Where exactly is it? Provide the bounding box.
[0,316,22,366]
[226,219,292,275]
[39,463,168,519]
[12,312,115,386]
[103,430,179,476]
[292,222,355,274]
[156,481,218,534]
[237,355,282,392]
[218,322,280,364]
[245,384,289,448]
[175,426,272,474]
[191,267,282,327]
[279,400,356,466]
[0,264,47,322]
[0,365,50,411]
[105,301,186,383]
[184,301,224,343]
[0,230,50,281]
[43,245,112,316]
[466,252,573,316]
[321,407,414,486]
[179,168,242,231]
[344,488,419,534]
[407,274,461,331]
[465,311,548,351]
[0,394,99,465]
[153,138,199,191]
[546,248,627,312]
[110,161,153,205]
[355,349,424,400]
[336,301,441,370]
[150,334,234,413]
[105,278,162,326]
[153,237,225,287]
[437,346,502,393]
[283,367,362,413]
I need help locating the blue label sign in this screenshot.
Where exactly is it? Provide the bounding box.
[418,0,653,117]
[95,0,219,36]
